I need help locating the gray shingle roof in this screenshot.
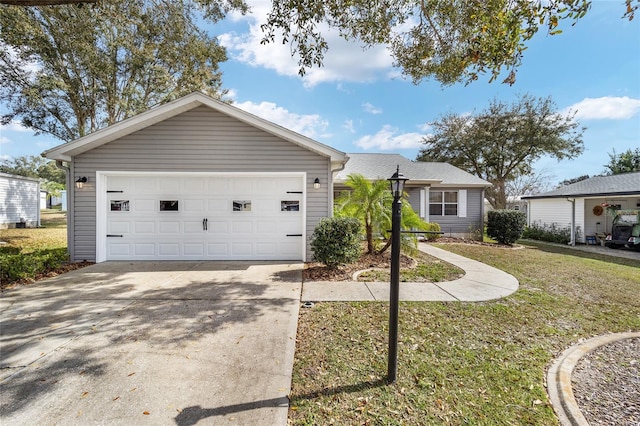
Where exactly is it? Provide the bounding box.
[335,153,491,187]
[522,172,640,199]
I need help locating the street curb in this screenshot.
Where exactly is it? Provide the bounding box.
[546,331,640,425]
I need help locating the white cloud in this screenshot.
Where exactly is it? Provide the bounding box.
[0,136,11,145]
[0,120,31,132]
[354,125,424,151]
[234,100,329,139]
[362,102,383,114]
[565,96,640,120]
[218,1,396,87]
[0,154,11,161]
[343,119,356,133]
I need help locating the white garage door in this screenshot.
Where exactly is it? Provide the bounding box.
[100,173,305,261]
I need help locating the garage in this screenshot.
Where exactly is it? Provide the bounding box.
[96,172,305,261]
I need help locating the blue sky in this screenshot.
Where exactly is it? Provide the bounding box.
[1,0,638,186]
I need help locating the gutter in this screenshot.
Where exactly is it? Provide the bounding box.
[329,155,350,217]
[54,160,73,260]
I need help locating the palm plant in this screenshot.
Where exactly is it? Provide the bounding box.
[335,173,432,255]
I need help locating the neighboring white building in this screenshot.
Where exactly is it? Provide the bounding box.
[0,172,41,228]
[522,172,640,244]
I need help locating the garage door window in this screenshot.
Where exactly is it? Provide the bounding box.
[281,200,300,211]
[160,200,179,211]
[233,200,252,211]
[110,200,130,212]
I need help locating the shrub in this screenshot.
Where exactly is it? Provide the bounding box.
[487,210,526,245]
[311,217,362,268]
[522,222,572,244]
[0,248,69,285]
[422,222,442,241]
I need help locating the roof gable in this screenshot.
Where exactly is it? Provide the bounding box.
[522,172,640,199]
[43,92,346,164]
[334,153,491,187]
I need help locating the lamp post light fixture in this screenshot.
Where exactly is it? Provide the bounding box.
[75,176,88,189]
[387,165,408,384]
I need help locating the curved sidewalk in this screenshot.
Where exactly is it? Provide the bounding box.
[301,243,519,302]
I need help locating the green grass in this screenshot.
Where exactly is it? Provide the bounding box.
[357,251,464,282]
[288,243,640,425]
[0,211,69,287]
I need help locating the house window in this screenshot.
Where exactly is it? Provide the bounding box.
[429,191,458,216]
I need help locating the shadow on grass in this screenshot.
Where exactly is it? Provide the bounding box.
[521,240,639,268]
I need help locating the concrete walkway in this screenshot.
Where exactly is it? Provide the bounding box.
[301,242,519,302]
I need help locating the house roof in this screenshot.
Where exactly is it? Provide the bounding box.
[43,92,347,165]
[0,172,40,183]
[334,153,491,187]
[522,172,640,199]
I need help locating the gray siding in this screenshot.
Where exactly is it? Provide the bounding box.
[0,174,40,228]
[429,187,484,237]
[72,106,331,261]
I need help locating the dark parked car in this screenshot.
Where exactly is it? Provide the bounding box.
[605,210,640,250]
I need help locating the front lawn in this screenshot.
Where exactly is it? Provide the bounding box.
[0,210,81,288]
[288,242,640,425]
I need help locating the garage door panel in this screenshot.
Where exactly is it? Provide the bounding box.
[134,243,155,256]
[134,222,155,234]
[160,221,181,234]
[183,199,205,212]
[184,243,204,256]
[104,174,304,261]
[108,243,131,256]
[108,221,130,234]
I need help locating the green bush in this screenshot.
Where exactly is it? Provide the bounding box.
[522,222,572,244]
[311,217,362,268]
[0,248,69,285]
[487,210,526,245]
[422,222,442,241]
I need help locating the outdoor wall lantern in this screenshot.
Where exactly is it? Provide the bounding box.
[386,165,408,384]
[313,177,321,189]
[75,176,88,189]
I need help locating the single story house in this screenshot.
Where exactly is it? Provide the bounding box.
[334,153,492,238]
[522,172,640,244]
[0,172,41,229]
[44,92,347,262]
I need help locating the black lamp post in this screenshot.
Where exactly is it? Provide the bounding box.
[387,165,408,384]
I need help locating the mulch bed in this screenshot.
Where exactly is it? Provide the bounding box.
[303,250,415,282]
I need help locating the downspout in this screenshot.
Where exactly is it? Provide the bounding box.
[329,156,349,217]
[567,198,576,246]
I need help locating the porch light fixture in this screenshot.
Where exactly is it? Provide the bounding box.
[313,177,321,189]
[386,165,408,384]
[75,176,88,189]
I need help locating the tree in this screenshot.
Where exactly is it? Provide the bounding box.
[505,168,554,198]
[603,148,640,175]
[558,174,591,187]
[335,173,431,254]
[0,0,242,142]
[417,94,584,209]
[261,1,638,85]
[0,155,65,184]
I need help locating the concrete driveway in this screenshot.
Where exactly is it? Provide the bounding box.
[1,261,303,425]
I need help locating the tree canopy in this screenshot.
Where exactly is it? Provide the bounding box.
[417,94,584,209]
[0,0,243,142]
[261,0,638,85]
[0,155,65,184]
[604,148,640,175]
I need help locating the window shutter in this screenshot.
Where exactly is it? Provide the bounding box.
[458,189,467,218]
